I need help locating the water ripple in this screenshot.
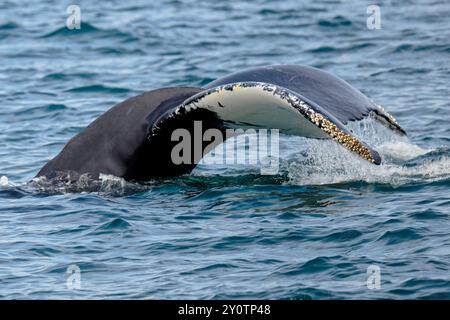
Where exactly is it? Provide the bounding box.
[0,0,449,300]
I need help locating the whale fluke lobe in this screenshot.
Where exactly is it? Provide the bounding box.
[37,65,406,181]
[206,65,405,134]
[37,87,204,181]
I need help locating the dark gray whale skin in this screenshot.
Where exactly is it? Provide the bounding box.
[207,65,380,124]
[37,65,405,182]
[37,87,204,181]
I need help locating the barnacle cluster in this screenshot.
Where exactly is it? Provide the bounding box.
[307,111,376,163]
[276,87,377,164]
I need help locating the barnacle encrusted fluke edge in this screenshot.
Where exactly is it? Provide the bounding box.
[168,82,382,164]
[37,65,404,181]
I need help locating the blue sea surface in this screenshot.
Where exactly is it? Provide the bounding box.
[0,0,449,299]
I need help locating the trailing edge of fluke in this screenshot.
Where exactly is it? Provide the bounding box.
[37,65,406,181]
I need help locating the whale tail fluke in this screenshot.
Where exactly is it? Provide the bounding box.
[37,65,406,181]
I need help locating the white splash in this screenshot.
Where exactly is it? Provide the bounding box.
[287,148,450,186]
[285,118,450,186]
[99,173,128,192]
[377,141,428,161]
[0,176,8,187]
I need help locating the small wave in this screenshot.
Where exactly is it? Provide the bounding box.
[318,229,363,243]
[39,22,136,41]
[389,43,450,54]
[95,47,146,55]
[307,43,374,54]
[409,209,447,220]
[65,85,131,94]
[377,227,423,245]
[29,173,151,196]
[317,16,352,28]
[40,22,100,38]
[95,218,132,232]
[0,22,19,30]
[0,22,20,40]
[181,263,239,275]
[13,104,68,118]
[0,182,31,199]
[277,256,335,276]
[258,8,278,16]
[42,72,97,81]
[307,46,337,53]
[370,67,431,77]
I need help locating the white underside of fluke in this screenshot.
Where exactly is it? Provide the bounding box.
[162,82,382,164]
[182,84,329,139]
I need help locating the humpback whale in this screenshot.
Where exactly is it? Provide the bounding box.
[37,65,406,181]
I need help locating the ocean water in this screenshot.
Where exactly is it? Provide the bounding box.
[0,0,449,299]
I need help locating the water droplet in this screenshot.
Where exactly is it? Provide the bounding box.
[0,176,8,187]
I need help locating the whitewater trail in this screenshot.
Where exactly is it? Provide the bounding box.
[4,119,450,193]
[286,118,450,186]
